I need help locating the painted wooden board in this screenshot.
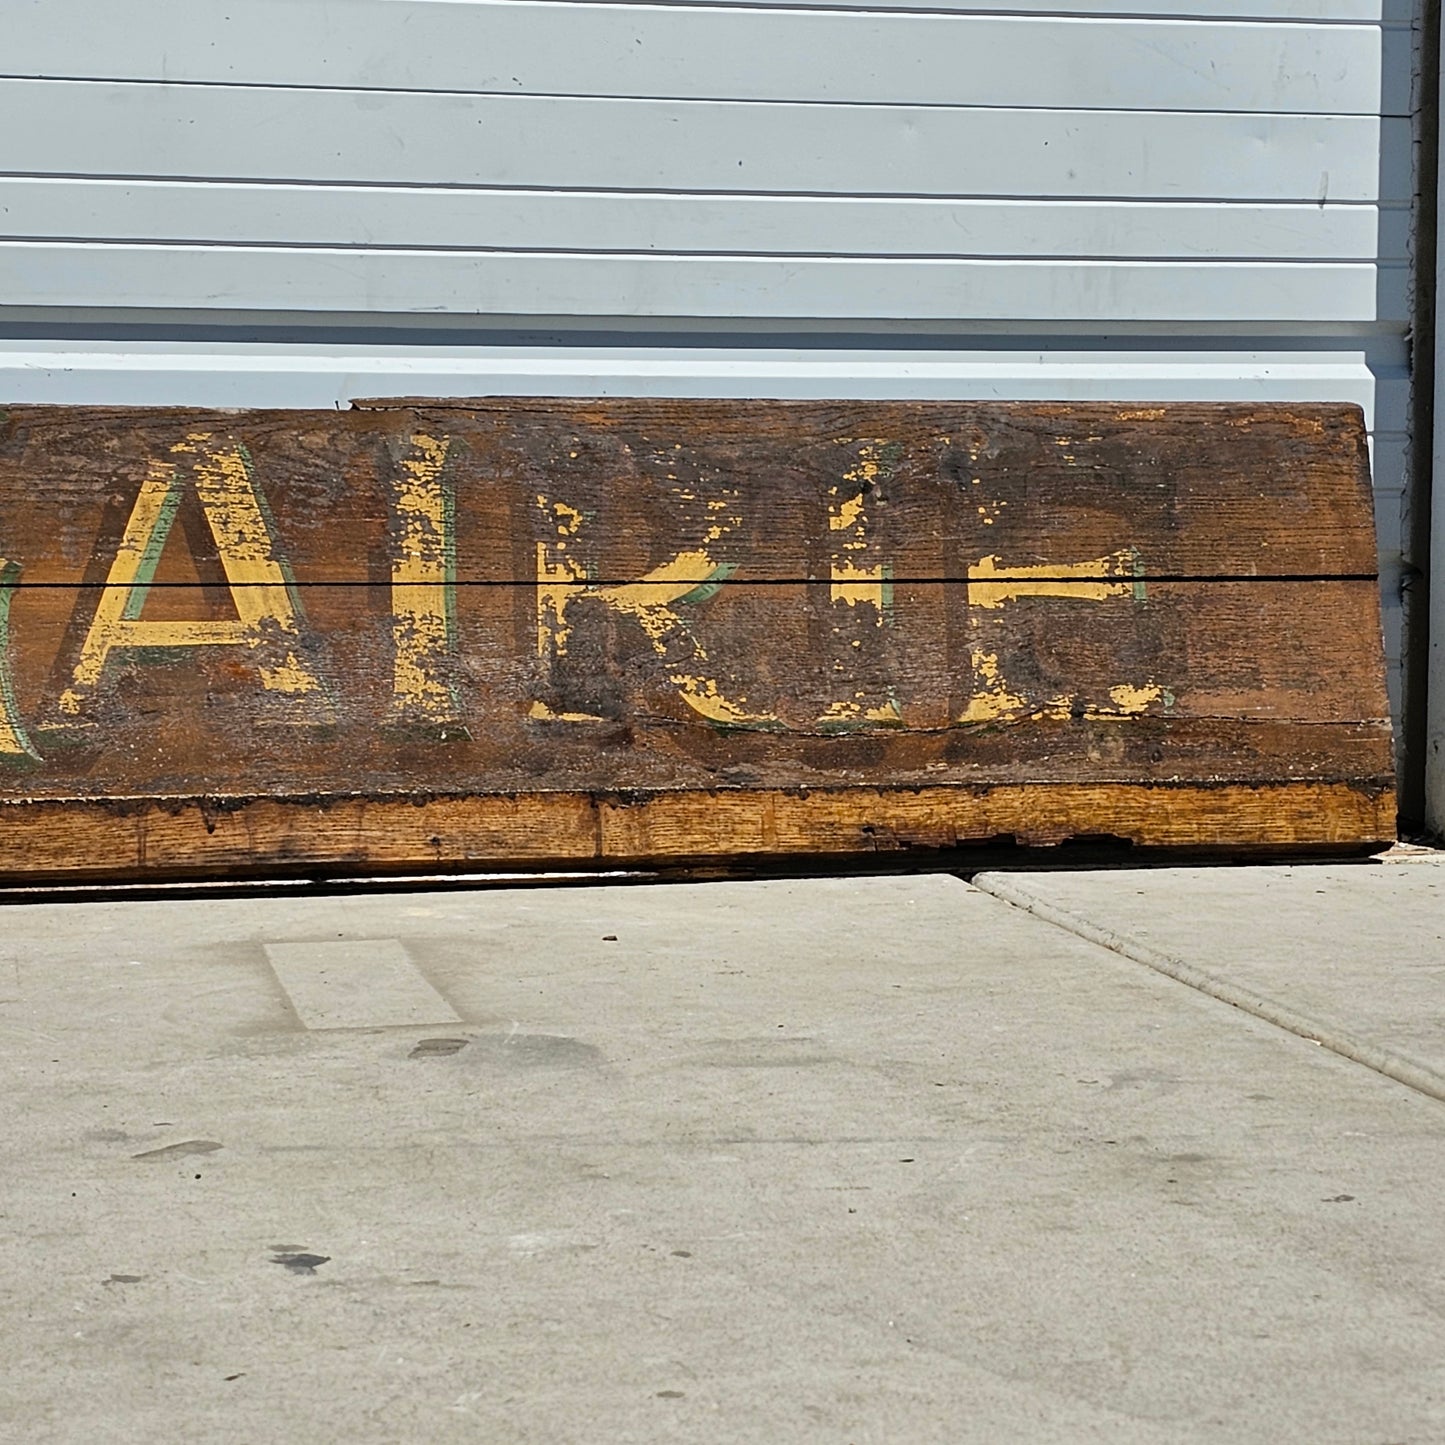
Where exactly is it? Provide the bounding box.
[0,399,1394,879]
[1,81,1407,203]
[2,1,1402,115]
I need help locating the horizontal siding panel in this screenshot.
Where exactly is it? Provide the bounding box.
[0,244,1407,323]
[4,0,1417,28]
[0,82,1408,203]
[2,2,1402,115]
[543,0,1415,17]
[0,180,1408,262]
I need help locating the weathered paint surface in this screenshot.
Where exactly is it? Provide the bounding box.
[0,398,1395,873]
[0,558,38,761]
[52,434,330,729]
[389,431,462,732]
[960,548,1165,724]
[533,485,774,727]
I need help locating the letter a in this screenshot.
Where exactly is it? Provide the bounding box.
[55,434,331,725]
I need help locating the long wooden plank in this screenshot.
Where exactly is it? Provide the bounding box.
[0,182,1405,263]
[0,81,1405,203]
[0,246,1405,325]
[0,400,1393,875]
[0,577,1391,790]
[0,400,1380,584]
[0,784,1397,882]
[1,2,1398,115]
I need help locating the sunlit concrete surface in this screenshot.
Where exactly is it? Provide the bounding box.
[977,854,1445,1093]
[2,871,1444,1442]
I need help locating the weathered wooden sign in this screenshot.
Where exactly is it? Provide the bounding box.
[0,398,1394,879]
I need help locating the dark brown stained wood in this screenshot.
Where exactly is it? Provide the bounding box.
[0,580,1393,792]
[0,398,1394,879]
[0,399,1379,584]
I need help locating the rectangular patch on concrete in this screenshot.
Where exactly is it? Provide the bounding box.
[263,938,461,1031]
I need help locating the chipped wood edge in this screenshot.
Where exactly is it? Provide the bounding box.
[0,780,1397,882]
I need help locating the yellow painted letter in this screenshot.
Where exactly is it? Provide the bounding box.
[389,433,465,736]
[959,548,1167,723]
[821,441,900,729]
[56,435,331,725]
[532,492,777,728]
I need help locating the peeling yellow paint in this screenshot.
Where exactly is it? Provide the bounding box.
[533,493,775,727]
[390,433,462,729]
[590,560,776,726]
[599,550,714,597]
[529,700,607,723]
[1108,682,1166,712]
[1033,680,1167,721]
[0,557,38,760]
[820,696,902,726]
[57,437,330,723]
[957,547,1166,725]
[830,493,865,532]
[819,442,900,724]
[831,558,888,616]
[958,648,1029,723]
[961,659,1167,726]
[667,671,776,727]
[968,550,1138,610]
[551,500,585,536]
[534,494,590,659]
[827,444,891,618]
[843,441,889,485]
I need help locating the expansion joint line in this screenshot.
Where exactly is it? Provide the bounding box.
[970,872,1445,1108]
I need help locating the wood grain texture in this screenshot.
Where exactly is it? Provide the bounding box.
[0,399,1394,877]
[0,400,1382,582]
[0,785,1397,883]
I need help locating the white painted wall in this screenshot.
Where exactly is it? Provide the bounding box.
[0,0,1417,786]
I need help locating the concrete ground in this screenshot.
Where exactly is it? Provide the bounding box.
[2,855,1444,1443]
